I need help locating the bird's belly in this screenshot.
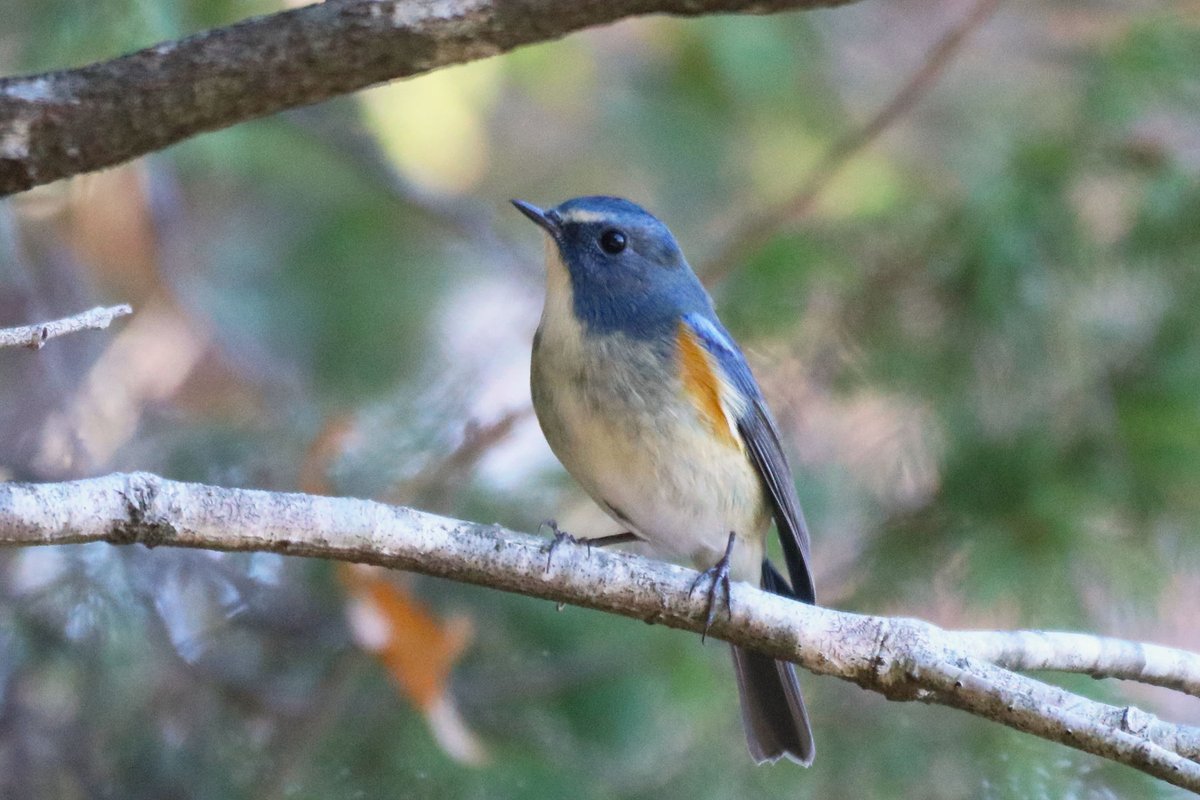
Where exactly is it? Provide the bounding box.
[532,331,768,582]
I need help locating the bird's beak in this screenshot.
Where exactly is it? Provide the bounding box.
[511,199,560,237]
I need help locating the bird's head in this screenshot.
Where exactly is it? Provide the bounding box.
[512,195,712,338]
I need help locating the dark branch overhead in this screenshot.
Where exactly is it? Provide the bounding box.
[0,0,857,197]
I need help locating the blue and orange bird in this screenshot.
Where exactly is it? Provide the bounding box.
[513,195,816,765]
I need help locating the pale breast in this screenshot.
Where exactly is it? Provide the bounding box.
[531,312,769,582]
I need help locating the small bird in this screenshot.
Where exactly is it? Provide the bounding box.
[513,195,816,765]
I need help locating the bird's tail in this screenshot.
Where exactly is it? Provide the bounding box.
[729,561,815,766]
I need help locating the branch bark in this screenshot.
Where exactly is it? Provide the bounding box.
[0,304,132,349]
[0,0,858,197]
[956,629,1200,699]
[0,472,1198,790]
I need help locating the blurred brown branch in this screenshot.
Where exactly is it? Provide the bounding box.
[0,304,132,350]
[387,408,529,507]
[284,101,531,278]
[701,0,1003,282]
[1,472,1200,789]
[0,0,860,197]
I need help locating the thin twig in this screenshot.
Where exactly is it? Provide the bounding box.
[284,102,532,279]
[0,305,133,350]
[700,0,1003,282]
[1,472,1199,790]
[957,629,1200,699]
[387,408,531,506]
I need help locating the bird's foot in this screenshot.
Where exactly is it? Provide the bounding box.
[541,523,640,572]
[689,532,737,643]
[539,520,578,573]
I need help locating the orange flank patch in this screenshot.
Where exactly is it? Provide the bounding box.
[676,322,741,449]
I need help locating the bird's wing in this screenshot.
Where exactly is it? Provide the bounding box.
[681,313,816,603]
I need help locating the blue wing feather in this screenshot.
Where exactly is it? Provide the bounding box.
[682,313,816,603]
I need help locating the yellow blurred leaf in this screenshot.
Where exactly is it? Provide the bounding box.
[362,61,502,193]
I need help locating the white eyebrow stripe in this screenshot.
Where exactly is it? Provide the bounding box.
[557,210,610,224]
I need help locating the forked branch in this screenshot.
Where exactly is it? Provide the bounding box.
[0,472,1197,790]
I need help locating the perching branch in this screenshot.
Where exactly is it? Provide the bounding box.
[0,473,1198,789]
[0,0,859,197]
[0,304,132,350]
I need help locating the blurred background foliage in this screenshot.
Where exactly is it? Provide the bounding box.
[1,0,1199,797]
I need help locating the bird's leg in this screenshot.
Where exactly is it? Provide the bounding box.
[582,531,638,556]
[689,531,737,643]
[540,521,637,572]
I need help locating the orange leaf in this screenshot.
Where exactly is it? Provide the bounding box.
[339,564,472,711]
[339,564,486,764]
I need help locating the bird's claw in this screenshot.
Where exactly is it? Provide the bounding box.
[540,520,579,573]
[689,532,737,643]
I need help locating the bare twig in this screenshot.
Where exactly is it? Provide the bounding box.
[0,472,1198,790]
[284,101,530,278]
[0,305,132,350]
[0,0,860,197]
[700,0,1003,282]
[387,408,530,506]
[957,629,1200,699]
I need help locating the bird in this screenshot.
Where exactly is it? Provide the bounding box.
[512,195,817,766]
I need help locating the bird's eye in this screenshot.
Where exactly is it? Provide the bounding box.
[599,229,628,255]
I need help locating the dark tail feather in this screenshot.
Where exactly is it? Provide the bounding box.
[731,646,814,765]
[730,561,815,766]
